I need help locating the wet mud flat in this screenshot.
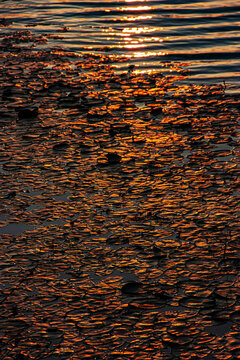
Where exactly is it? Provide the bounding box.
[0,30,239,360]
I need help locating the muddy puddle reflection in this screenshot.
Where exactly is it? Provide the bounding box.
[0,30,239,360]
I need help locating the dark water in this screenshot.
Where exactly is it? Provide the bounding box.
[1,0,240,84]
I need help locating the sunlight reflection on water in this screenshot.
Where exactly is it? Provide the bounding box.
[0,0,240,82]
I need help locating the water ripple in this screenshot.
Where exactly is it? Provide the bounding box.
[0,0,240,83]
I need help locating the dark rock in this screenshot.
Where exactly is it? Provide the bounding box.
[109,126,116,137]
[77,104,91,113]
[151,107,163,116]
[47,80,67,90]
[17,107,38,120]
[11,305,18,316]
[106,152,122,165]
[109,123,131,137]
[6,190,17,199]
[53,141,69,150]
[178,122,192,130]
[121,281,142,295]
[78,141,92,152]
[0,18,13,27]
[174,122,192,130]
[76,97,92,112]
[154,291,172,301]
[46,327,62,333]
[2,87,13,101]
[15,354,28,360]
[135,94,156,103]
[106,235,129,245]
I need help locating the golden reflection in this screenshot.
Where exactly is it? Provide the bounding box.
[120,23,166,57]
[121,24,162,51]
[120,22,162,51]
[119,6,152,12]
[122,27,156,34]
[115,0,167,66]
[124,44,145,49]
[123,15,152,21]
[132,51,166,58]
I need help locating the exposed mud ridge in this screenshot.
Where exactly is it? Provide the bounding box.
[0,30,239,360]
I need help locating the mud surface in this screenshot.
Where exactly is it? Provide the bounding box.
[0,30,239,359]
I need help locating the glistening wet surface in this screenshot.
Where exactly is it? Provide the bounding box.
[1,0,240,84]
[0,30,239,360]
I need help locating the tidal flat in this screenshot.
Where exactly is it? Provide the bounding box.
[0,30,239,360]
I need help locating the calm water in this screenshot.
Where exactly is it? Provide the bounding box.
[1,0,240,84]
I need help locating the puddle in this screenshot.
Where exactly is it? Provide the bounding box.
[0,223,36,235]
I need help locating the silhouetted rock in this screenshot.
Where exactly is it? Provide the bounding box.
[109,123,132,137]
[106,152,122,164]
[17,107,38,120]
[151,107,163,116]
[121,281,142,295]
[53,141,69,150]
[6,190,16,199]
[2,87,13,101]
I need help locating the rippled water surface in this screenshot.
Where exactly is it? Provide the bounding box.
[1,0,240,84]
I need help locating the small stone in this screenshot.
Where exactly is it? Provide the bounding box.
[128,64,135,72]
[154,291,172,301]
[17,107,38,120]
[2,87,13,101]
[53,141,69,150]
[176,122,192,130]
[151,107,163,116]
[106,152,122,164]
[6,190,17,199]
[121,281,142,295]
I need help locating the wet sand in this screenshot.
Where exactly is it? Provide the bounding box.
[0,30,239,359]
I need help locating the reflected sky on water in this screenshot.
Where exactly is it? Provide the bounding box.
[0,0,240,83]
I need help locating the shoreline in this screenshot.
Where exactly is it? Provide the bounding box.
[0,29,240,359]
